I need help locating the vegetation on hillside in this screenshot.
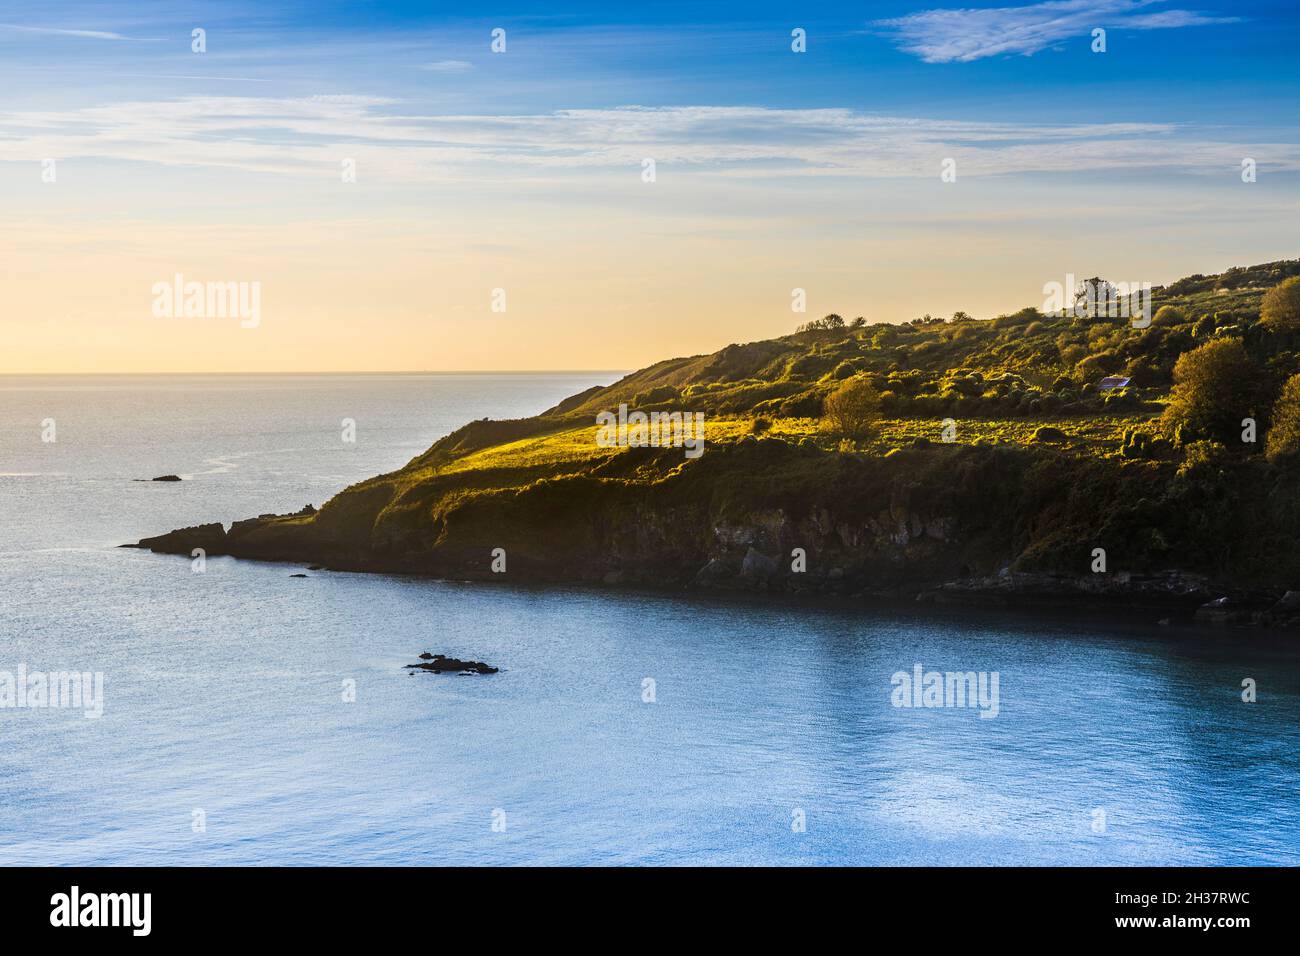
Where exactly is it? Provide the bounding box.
[157,258,1300,595]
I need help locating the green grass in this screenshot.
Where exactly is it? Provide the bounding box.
[393,411,1165,491]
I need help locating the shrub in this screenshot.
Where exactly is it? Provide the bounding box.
[1059,344,1087,366]
[1152,305,1187,327]
[1266,373,1300,459]
[1075,351,1118,379]
[830,359,864,380]
[632,385,680,407]
[1177,440,1231,478]
[1120,429,1172,460]
[820,375,882,441]
[797,313,846,333]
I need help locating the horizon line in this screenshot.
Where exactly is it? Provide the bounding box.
[0,369,632,377]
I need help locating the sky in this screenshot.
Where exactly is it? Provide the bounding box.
[1,0,1298,373]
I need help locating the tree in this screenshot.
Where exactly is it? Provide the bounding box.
[820,375,882,442]
[796,313,846,333]
[1260,276,1300,330]
[1266,373,1300,459]
[1160,338,1265,444]
[1074,277,1118,315]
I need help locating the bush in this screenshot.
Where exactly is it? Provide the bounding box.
[1261,276,1300,330]
[1177,440,1231,478]
[1120,429,1171,460]
[1152,305,1187,327]
[797,313,846,333]
[820,375,882,441]
[1076,351,1118,379]
[1266,373,1300,459]
[632,385,680,407]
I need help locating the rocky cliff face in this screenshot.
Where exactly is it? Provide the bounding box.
[131,436,1300,620]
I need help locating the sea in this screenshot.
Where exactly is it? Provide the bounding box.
[2,373,1298,865]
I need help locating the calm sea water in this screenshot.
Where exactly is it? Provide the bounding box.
[2,373,1298,866]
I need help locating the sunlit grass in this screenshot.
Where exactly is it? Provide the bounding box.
[415,410,1165,483]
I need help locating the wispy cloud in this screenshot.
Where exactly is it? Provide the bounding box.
[0,22,140,41]
[116,74,270,83]
[0,97,1292,180]
[875,0,1239,63]
[416,59,473,74]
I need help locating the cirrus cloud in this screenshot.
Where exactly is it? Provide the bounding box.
[0,97,1292,181]
[875,0,1240,63]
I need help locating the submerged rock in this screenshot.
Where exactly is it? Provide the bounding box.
[1193,594,1280,626]
[405,653,498,675]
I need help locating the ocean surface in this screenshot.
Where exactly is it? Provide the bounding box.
[2,373,1298,866]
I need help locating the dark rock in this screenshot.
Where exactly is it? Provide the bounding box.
[918,569,1216,611]
[1194,595,1262,626]
[289,573,307,578]
[151,475,182,482]
[1271,590,1300,614]
[405,653,498,675]
[693,556,739,586]
[135,522,228,555]
[739,547,778,580]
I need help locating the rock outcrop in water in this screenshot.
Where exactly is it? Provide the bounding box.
[405,653,498,675]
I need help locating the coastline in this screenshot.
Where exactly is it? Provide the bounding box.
[126,513,1300,630]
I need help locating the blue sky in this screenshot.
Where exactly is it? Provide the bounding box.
[1,1,1298,371]
[4,0,1297,123]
